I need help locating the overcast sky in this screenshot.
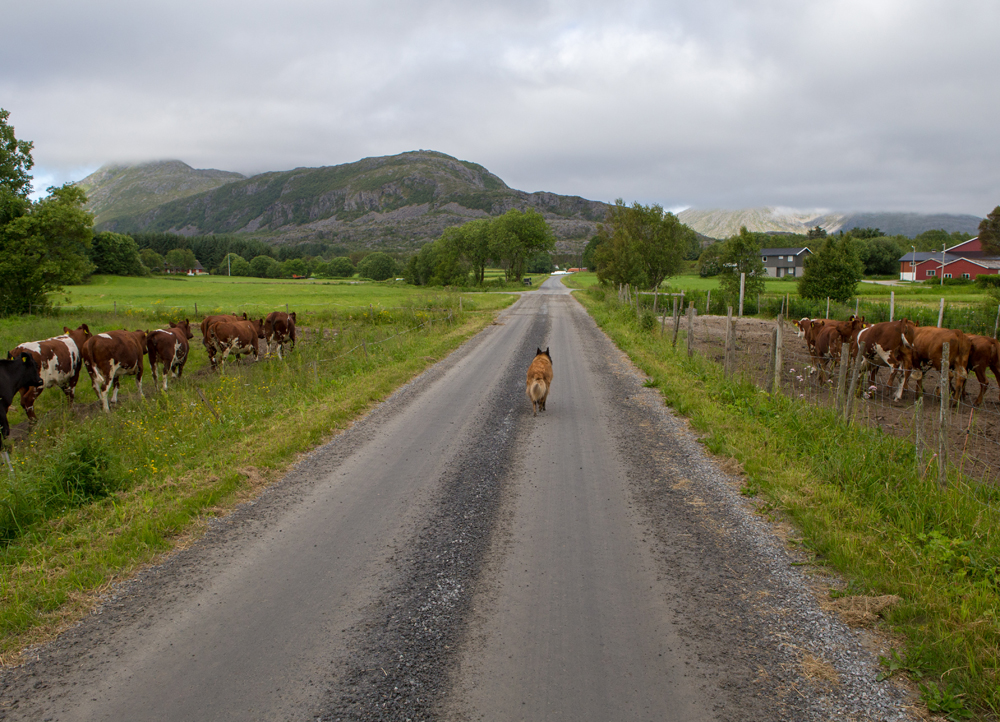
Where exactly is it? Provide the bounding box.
[4,0,997,215]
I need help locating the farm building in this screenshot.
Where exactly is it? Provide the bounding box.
[898,237,998,281]
[760,247,811,278]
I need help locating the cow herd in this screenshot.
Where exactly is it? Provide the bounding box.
[796,316,1000,406]
[0,311,297,453]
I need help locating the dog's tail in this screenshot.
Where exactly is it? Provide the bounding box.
[528,379,547,402]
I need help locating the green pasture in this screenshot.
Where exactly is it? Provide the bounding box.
[55,274,431,316]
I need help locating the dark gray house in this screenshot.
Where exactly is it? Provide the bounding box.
[760,247,811,278]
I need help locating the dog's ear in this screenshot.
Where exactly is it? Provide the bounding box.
[536,347,542,355]
[544,347,550,358]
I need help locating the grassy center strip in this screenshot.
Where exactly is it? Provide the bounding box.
[574,286,1000,720]
[0,299,513,661]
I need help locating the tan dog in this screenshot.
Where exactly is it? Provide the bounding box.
[526,347,553,416]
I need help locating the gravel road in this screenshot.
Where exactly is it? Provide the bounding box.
[0,278,917,721]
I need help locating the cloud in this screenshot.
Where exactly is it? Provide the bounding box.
[4,0,998,213]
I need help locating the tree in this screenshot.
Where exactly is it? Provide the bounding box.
[140,248,164,273]
[526,249,554,273]
[217,253,250,276]
[807,226,828,240]
[798,236,864,302]
[490,209,555,282]
[697,242,723,277]
[718,227,768,305]
[0,108,34,199]
[328,256,355,277]
[856,236,905,276]
[282,258,307,277]
[593,200,693,290]
[461,218,493,285]
[164,248,198,273]
[92,232,146,276]
[0,184,95,316]
[357,251,398,281]
[979,206,1000,257]
[581,235,601,271]
[250,254,278,278]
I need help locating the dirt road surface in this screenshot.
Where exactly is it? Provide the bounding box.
[0,278,915,721]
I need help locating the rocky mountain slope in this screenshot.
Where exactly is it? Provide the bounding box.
[77,161,245,227]
[89,152,607,252]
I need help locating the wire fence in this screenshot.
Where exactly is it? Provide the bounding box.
[677,307,1000,487]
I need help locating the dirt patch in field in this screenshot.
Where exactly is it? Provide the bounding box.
[688,314,1000,480]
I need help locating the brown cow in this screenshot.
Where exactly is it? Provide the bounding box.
[963,335,1000,406]
[201,312,248,368]
[263,311,297,359]
[82,330,148,412]
[853,319,917,394]
[806,316,863,381]
[896,326,971,402]
[8,324,92,421]
[208,318,264,369]
[147,320,194,392]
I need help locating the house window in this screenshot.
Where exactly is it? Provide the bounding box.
[944,273,952,279]
[927,269,936,277]
[762,256,767,262]
[962,273,971,279]
[788,268,795,277]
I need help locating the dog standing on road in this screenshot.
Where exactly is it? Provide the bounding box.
[526,347,553,416]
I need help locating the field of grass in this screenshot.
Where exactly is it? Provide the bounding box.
[575,285,1000,719]
[0,278,516,658]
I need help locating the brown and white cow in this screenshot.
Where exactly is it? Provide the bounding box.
[200,312,248,368]
[962,335,1000,406]
[896,326,971,402]
[263,311,296,359]
[82,330,148,412]
[805,316,864,381]
[853,319,917,395]
[7,324,92,421]
[207,318,264,369]
[147,320,194,392]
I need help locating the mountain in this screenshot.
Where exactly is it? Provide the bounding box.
[77,161,246,227]
[838,212,983,238]
[677,207,845,239]
[678,207,985,240]
[90,151,607,252]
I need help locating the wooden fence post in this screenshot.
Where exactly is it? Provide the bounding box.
[914,395,924,476]
[890,291,895,322]
[724,307,734,378]
[653,288,658,314]
[686,304,696,358]
[835,341,850,413]
[660,304,667,336]
[826,297,830,319]
[706,289,711,314]
[362,340,369,359]
[937,298,945,328]
[772,315,783,392]
[195,302,198,316]
[738,273,745,318]
[938,341,949,489]
[766,327,777,394]
[672,298,681,347]
[994,304,1000,339]
[855,298,859,316]
[845,341,866,421]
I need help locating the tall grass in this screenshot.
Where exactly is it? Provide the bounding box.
[577,285,1000,719]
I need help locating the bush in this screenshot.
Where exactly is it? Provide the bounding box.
[328,257,355,278]
[975,275,1000,289]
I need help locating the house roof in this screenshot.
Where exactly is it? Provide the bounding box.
[760,247,811,256]
[898,252,961,263]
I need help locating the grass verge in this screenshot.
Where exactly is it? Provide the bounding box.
[0,294,513,661]
[576,285,1000,720]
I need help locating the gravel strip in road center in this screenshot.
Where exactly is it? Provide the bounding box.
[315,313,549,721]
